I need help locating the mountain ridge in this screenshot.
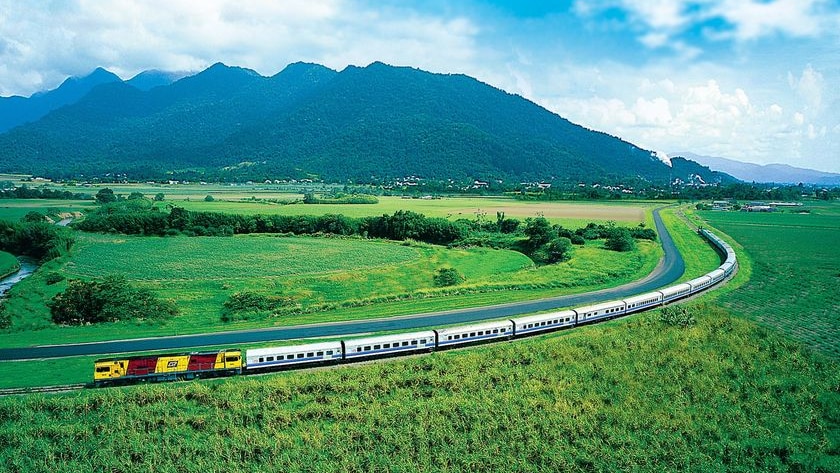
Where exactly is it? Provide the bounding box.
[1,62,731,185]
[672,151,840,185]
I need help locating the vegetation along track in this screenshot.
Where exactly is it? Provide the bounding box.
[0,206,698,361]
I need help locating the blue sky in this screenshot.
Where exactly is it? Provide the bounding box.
[1,0,838,172]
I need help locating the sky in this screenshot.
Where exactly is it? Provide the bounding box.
[1,0,838,173]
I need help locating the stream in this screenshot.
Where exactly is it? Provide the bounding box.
[0,256,38,298]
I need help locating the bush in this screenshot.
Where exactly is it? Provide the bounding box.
[545,237,573,263]
[570,234,585,245]
[204,195,215,202]
[221,291,295,322]
[605,227,636,252]
[0,303,9,330]
[433,267,466,287]
[44,272,65,285]
[49,276,178,325]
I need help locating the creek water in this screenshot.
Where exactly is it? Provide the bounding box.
[0,256,38,298]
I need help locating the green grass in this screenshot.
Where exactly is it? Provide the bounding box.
[0,251,19,279]
[697,208,840,358]
[0,304,837,472]
[0,229,663,348]
[0,199,95,222]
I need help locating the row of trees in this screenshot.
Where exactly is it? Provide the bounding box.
[0,220,74,262]
[77,206,470,246]
[0,183,91,201]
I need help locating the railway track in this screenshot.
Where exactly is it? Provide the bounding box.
[0,383,87,397]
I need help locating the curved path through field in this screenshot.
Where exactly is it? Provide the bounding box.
[0,207,689,361]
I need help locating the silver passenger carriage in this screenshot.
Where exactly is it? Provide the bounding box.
[343,331,436,360]
[574,299,626,323]
[245,341,343,371]
[511,309,576,336]
[436,320,513,348]
[622,291,663,314]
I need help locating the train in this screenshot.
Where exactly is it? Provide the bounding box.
[93,228,736,387]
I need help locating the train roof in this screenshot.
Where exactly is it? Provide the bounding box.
[246,342,341,357]
[511,309,577,325]
[343,330,437,347]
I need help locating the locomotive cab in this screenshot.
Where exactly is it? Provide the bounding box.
[93,359,127,384]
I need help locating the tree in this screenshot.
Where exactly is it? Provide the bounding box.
[154,193,165,201]
[127,191,145,200]
[545,237,573,263]
[204,195,215,202]
[524,217,554,249]
[95,188,117,204]
[605,227,636,252]
[22,211,46,223]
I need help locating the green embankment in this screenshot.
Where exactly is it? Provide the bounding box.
[0,251,19,279]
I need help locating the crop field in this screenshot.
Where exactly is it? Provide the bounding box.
[698,207,840,358]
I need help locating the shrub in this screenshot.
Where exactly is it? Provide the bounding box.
[605,227,636,252]
[545,237,573,263]
[221,291,295,322]
[44,272,65,285]
[433,267,466,287]
[49,276,177,325]
[204,195,215,202]
[0,303,9,330]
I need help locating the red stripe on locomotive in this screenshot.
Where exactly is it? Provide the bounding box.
[126,357,159,376]
[188,353,219,372]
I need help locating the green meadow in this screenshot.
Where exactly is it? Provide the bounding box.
[1,203,837,471]
[0,228,660,348]
[697,207,840,358]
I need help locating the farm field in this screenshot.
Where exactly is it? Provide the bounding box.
[697,207,840,358]
[0,199,94,221]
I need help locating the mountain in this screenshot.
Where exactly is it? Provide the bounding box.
[0,61,726,184]
[672,152,840,186]
[669,157,738,185]
[0,68,122,132]
[126,70,190,91]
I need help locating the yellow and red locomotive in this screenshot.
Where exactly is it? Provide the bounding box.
[93,350,242,386]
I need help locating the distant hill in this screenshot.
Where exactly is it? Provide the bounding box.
[0,62,728,185]
[0,68,121,132]
[126,70,190,91]
[673,152,840,186]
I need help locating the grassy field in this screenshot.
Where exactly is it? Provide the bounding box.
[0,228,661,348]
[3,203,838,471]
[696,207,840,358]
[0,302,837,472]
[0,199,95,222]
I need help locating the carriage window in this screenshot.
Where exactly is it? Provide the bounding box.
[374,345,381,350]
[403,341,410,346]
[326,350,333,355]
[454,335,460,340]
[357,348,362,352]
[296,354,304,359]
[364,346,371,351]
[226,356,240,363]
[306,353,314,358]
[470,332,476,337]
[259,357,264,363]
[316,351,323,356]
[287,355,294,360]
[418,339,425,344]
[492,329,498,334]
[96,366,110,373]
[266,356,274,362]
